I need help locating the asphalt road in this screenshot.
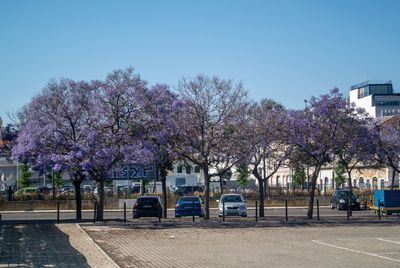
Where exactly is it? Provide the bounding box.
[0,207,377,222]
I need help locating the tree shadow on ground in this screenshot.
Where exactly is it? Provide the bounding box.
[0,224,90,267]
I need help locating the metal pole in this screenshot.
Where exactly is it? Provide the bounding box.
[192,200,195,223]
[317,199,320,221]
[285,200,288,222]
[57,201,60,224]
[255,201,258,222]
[93,201,97,223]
[124,202,126,223]
[223,199,225,222]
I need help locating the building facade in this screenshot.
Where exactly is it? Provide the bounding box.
[349,80,400,118]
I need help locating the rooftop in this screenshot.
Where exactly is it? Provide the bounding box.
[350,80,392,90]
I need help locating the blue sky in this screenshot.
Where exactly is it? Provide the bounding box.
[1,0,400,124]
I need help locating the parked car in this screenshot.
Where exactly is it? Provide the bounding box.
[330,189,361,210]
[82,185,93,194]
[133,196,163,218]
[93,186,113,195]
[175,196,204,218]
[117,185,138,196]
[60,186,75,195]
[15,187,38,195]
[172,185,204,196]
[217,193,247,217]
[38,186,52,194]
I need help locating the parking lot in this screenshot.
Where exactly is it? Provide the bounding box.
[83,223,400,268]
[0,206,379,223]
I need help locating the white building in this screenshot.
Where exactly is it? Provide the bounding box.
[166,162,204,188]
[349,80,400,118]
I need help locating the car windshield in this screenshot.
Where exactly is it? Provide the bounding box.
[337,191,357,199]
[179,197,200,202]
[137,198,158,205]
[222,195,243,203]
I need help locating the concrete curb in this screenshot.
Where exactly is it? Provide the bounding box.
[75,223,120,268]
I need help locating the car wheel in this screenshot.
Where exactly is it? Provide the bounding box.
[175,215,181,218]
[241,215,247,217]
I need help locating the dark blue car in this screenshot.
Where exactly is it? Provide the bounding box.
[133,196,163,218]
[175,196,204,218]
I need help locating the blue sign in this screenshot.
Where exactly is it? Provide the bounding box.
[107,163,157,180]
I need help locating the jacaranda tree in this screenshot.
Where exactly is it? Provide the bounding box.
[139,83,181,218]
[333,103,374,219]
[288,89,349,219]
[83,68,152,221]
[373,118,400,190]
[246,99,290,217]
[13,79,93,219]
[173,75,249,219]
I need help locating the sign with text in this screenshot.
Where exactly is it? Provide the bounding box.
[107,163,157,180]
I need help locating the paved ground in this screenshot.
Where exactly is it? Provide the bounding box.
[0,224,118,268]
[2,216,400,268]
[83,222,400,268]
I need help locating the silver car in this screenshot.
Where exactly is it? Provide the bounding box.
[217,193,247,217]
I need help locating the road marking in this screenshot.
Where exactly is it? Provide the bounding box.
[377,238,400,245]
[335,238,377,241]
[312,240,400,263]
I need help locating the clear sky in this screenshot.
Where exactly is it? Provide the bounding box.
[1,0,400,124]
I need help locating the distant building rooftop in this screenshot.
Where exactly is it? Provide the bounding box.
[350,80,392,91]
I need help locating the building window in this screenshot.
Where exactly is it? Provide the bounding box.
[176,178,185,186]
[177,165,183,173]
[375,101,400,106]
[194,166,200,173]
[358,177,364,189]
[185,165,192,174]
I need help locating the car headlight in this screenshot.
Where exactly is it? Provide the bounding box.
[339,199,345,204]
[239,205,246,209]
[356,198,360,203]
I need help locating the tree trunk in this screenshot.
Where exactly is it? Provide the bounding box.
[252,168,264,217]
[72,179,82,220]
[203,165,210,220]
[347,171,353,219]
[257,177,264,217]
[160,167,168,219]
[307,167,320,219]
[140,179,145,195]
[52,178,56,200]
[391,168,396,190]
[219,175,224,195]
[152,178,157,193]
[96,179,105,221]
